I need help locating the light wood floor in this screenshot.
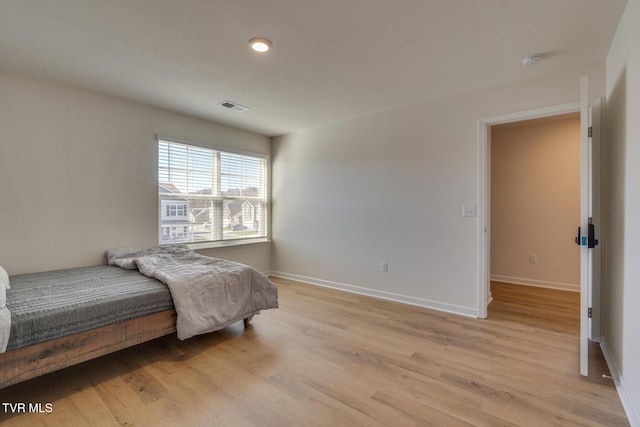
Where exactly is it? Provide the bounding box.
[0,278,628,426]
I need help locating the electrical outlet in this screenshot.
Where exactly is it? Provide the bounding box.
[529,254,538,264]
[380,262,388,272]
[462,205,477,217]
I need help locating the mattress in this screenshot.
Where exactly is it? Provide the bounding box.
[5,265,174,351]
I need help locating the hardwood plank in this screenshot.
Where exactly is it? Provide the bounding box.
[0,278,628,426]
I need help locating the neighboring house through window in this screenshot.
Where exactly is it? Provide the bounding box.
[159,183,193,243]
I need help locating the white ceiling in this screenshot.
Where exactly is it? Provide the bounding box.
[0,0,628,137]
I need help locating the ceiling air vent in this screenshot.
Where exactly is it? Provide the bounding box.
[218,100,249,112]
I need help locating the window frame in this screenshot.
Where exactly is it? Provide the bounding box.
[157,136,270,249]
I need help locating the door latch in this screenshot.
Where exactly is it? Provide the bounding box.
[575,224,599,248]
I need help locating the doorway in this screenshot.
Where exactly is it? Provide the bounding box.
[477,102,581,319]
[488,112,581,334]
[490,113,581,294]
[478,101,609,381]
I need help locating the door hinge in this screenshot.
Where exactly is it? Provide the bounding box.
[588,126,593,138]
[588,307,593,318]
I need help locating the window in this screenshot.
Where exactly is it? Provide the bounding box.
[158,138,268,246]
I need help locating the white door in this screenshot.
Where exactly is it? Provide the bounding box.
[579,76,601,376]
[588,98,602,346]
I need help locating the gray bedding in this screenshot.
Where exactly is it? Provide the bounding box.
[107,245,279,340]
[5,265,173,351]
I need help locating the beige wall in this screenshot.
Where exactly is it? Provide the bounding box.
[604,0,640,422]
[272,64,605,316]
[490,114,580,290]
[0,71,271,275]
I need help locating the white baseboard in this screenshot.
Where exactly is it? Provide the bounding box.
[269,271,478,318]
[600,339,640,427]
[490,275,579,292]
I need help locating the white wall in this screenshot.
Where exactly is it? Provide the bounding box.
[0,71,271,275]
[604,0,640,423]
[491,115,580,290]
[272,65,605,316]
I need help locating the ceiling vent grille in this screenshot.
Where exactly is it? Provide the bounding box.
[218,100,249,112]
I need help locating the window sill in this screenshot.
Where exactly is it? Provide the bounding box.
[186,238,270,250]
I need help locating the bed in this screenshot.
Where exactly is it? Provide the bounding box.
[0,245,278,389]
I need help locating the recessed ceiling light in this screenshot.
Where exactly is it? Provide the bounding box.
[522,54,543,67]
[249,37,272,53]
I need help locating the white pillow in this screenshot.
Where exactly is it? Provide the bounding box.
[0,265,9,290]
[0,286,5,309]
[0,306,10,352]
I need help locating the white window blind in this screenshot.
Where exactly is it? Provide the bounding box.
[158,139,268,245]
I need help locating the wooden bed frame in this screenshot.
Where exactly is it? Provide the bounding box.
[0,309,254,389]
[0,309,178,389]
